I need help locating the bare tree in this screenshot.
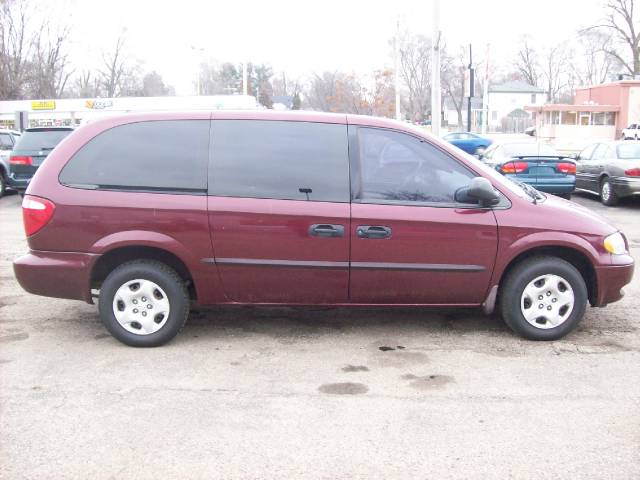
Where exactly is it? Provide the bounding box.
[397,33,431,122]
[597,0,639,76]
[28,23,73,98]
[304,71,370,114]
[576,29,620,84]
[0,0,31,99]
[441,45,467,128]
[73,70,101,97]
[515,37,541,87]
[541,42,571,103]
[100,34,127,97]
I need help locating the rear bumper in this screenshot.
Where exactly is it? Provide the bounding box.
[13,250,99,303]
[6,174,30,191]
[594,257,634,306]
[611,177,640,198]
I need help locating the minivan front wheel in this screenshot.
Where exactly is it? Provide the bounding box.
[500,257,587,340]
[98,260,189,347]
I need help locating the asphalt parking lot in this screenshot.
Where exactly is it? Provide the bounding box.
[1,191,639,479]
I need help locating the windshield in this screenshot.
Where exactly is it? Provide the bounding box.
[502,143,559,157]
[616,143,640,159]
[15,130,72,151]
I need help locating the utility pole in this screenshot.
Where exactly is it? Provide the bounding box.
[394,17,401,121]
[466,44,474,132]
[481,43,490,134]
[431,0,441,136]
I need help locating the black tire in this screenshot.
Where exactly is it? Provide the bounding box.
[557,193,571,200]
[600,177,619,206]
[500,256,587,341]
[0,173,5,198]
[98,260,189,347]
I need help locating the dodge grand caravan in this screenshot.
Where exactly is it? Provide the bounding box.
[13,111,634,347]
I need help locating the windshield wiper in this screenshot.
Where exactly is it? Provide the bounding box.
[513,180,542,204]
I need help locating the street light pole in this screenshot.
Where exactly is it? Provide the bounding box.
[431,0,441,136]
[467,44,474,132]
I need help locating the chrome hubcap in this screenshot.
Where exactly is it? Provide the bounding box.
[520,274,574,329]
[112,279,170,335]
[602,182,610,201]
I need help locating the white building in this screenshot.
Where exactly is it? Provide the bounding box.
[0,95,258,129]
[487,81,546,132]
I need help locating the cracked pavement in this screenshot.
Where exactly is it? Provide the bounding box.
[1,191,639,479]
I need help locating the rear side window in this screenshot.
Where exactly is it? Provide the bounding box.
[209,120,349,202]
[0,133,13,150]
[60,120,209,192]
[16,130,72,150]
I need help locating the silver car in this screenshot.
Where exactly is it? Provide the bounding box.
[0,129,22,197]
[575,141,640,206]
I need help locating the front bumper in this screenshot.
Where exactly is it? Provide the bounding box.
[594,255,634,306]
[611,177,640,198]
[13,250,99,303]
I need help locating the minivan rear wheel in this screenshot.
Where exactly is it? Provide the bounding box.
[500,256,587,340]
[98,260,189,347]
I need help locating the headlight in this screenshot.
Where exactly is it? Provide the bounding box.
[604,232,628,255]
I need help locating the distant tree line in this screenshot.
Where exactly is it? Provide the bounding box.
[1,0,638,125]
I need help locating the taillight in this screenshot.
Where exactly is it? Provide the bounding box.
[624,168,640,177]
[10,155,33,165]
[501,161,528,174]
[557,162,577,174]
[22,195,55,236]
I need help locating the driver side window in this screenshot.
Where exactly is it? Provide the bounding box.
[356,127,474,205]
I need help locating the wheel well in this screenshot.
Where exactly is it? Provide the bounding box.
[498,246,597,306]
[91,246,197,300]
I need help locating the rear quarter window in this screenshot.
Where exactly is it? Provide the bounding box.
[59,120,209,192]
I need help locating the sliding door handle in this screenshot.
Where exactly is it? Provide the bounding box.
[309,224,345,238]
[356,225,392,239]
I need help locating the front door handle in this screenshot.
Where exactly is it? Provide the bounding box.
[356,225,392,239]
[309,224,345,238]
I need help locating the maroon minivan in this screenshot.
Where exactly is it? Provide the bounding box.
[13,111,634,346]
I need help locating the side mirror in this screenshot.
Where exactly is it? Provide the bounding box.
[455,177,500,206]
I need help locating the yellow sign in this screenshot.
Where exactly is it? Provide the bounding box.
[31,100,56,111]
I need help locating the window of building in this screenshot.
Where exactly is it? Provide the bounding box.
[60,120,209,192]
[491,111,498,121]
[531,94,536,103]
[355,127,474,205]
[551,111,561,124]
[561,112,577,125]
[209,120,349,202]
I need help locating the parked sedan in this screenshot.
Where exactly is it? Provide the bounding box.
[443,132,492,155]
[7,127,73,195]
[575,141,640,206]
[481,142,576,199]
[0,129,21,197]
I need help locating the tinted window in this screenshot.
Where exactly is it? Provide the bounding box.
[16,129,72,150]
[210,120,349,202]
[356,128,474,204]
[60,120,209,192]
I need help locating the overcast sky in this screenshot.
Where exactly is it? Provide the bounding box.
[54,0,605,95]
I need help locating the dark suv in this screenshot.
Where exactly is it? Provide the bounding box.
[8,127,73,194]
[13,111,634,347]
